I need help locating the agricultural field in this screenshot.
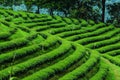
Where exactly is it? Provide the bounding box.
[0,9,120,80]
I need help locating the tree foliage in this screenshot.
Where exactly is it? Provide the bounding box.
[32,0,102,22]
[69,0,102,22]
[0,0,119,25]
[107,2,120,27]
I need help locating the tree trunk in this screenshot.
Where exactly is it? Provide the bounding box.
[49,8,53,15]
[36,6,40,14]
[63,10,68,17]
[64,12,67,17]
[102,0,106,22]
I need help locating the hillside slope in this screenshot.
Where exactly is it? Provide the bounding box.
[0,9,120,80]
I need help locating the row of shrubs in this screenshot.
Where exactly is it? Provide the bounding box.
[103,54,120,66]
[50,24,81,34]
[59,50,100,80]
[66,25,114,41]
[90,58,109,80]
[86,35,120,49]
[22,43,86,80]
[76,28,120,45]
[0,38,29,53]
[106,49,120,56]
[56,23,105,38]
[0,35,60,65]
[0,40,71,80]
[96,42,120,53]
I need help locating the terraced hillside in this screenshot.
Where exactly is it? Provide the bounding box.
[0,9,120,80]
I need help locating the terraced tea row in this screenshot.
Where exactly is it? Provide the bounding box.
[0,32,107,80]
[0,9,119,80]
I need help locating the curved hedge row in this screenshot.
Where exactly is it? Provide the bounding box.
[1,8,120,80]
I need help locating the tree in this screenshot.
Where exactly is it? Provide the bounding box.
[35,0,40,14]
[0,0,104,23]
[107,2,120,27]
[0,0,13,7]
[24,0,35,12]
[56,0,77,17]
[102,0,106,22]
[41,0,102,22]
[27,0,56,15]
[33,0,77,16]
[69,0,102,22]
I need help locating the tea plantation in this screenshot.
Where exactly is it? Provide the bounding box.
[0,9,120,80]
